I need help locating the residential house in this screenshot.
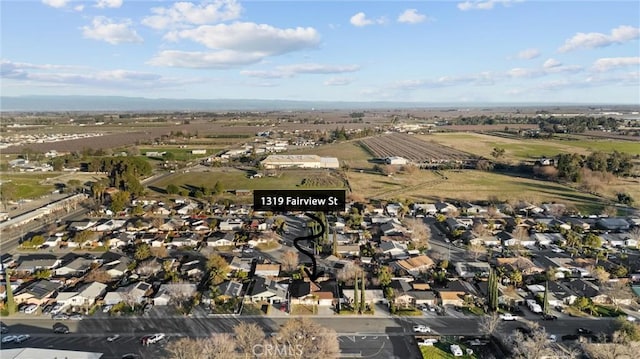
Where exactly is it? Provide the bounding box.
[391,255,435,277]
[336,245,360,257]
[229,257,253,274]
[55,257,94,277]
[153,283,197,306]
[342,289,387,306]
[167,232,199,248]
[436,280,478,307]
[596,218,630,231]
[103,281,152,306]
[14,280,61,305]
[102,255,132,279]
[220,218,244,231]
[413,203,437,216]
[370,214,394,224]
[562,217,591,231]
[390,279,414,308]
[435,202,457,214]
[530,233,564,246]
[379,241,408,259]
[215,280,243,301]
[254,264,280,278]
[207,231,235,247]
[288,280,320,306]
[95,219,126,232]
[566,279,608,304]
[15,255,61,275]
[496,257,544,276]
[180,260,205,280]
[176,202,198,215]
[380,220,407,236]
[69,220,97,231]
[455,262,491,279]
[386,203,403,217]
[245,277,288,304]
[55,282,107,308]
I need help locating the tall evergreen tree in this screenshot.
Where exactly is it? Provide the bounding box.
[360,271,366,313]
[543,281,550,315]
[5,271,15,315]
[488,268,499,312]
[332,230,338,257]
[353,276,359,313]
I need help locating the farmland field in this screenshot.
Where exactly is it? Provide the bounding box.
[140,147,224,161]
[150,167,346,192]
[421,132,640,161]
[347,169,607,214]
[360,133,474,163]
[287,141,373,169]
[0,173,56,199]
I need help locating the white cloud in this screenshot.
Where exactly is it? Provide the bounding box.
[82,17,143,45]
[42,0,71,8]
[95,0,122,9]
[543,58,561,69]
[74,4,85,11]
[350,12,386,27]
[515,48,540,60]
[241,63,360,79]
[1,60,194,89]
[165,22,320,55]
[592,57,640,72]
[397,9,427,24]
[142,0,242,30]
[507,67,541,78]
[148,50,265,68]
[324,77,352,86]
[457,0,519,11]
[558,25,640,52]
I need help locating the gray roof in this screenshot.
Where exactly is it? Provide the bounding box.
[20,280,61,299]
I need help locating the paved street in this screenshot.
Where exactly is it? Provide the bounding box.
[0,315,621,358]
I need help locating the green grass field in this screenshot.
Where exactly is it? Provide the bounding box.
[421,132,640,161]
[420,342,477,359]
[287,141,374,169]
[150,168,346,192]
[0,173,56,199]
[347,169,607,214]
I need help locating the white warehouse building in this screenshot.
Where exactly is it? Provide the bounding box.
[261,155,340,169]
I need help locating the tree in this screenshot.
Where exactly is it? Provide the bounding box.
[491,147,506,159]
[487,269,499,312]
[134,243,151,261]
[166,183,180,195]
[165,337,203,359]
[84,268,111,283]
[276,317,340,359]
[479,312,502,337]
[584,232,602,248]
[404,218,431,250]
[509,326,558,359]
[233,322,265,359]
[542,281,549,315]
[353,275,359,312]
[378,266,392,287]
[0,182,18,209]
[605,280,633,312]
[592,266,610,284]
[281,250,299,272]
[67,179,83,193]
[468,243,487,261]
[91,180,107,203]
[213,181,224,195]
[337,262,362,284]
[509,270,523,287]
[109,190,131,213]
[360,271,366,313]
[207,254,229,286]
[74,230,93,244]
[34,269,52,279]
[5,271,16,314]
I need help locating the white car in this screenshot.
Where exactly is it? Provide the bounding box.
[147,333,165,344]
[450,344,464,357]
[418,338,438,346]
[102,305,113,313]
[107,334,121,342]
[1,335,16,343]
[627,315,637,322]
[24,304,38,314]
[14,334,30,343]
[548,334,557,343]
[413,325,432,333]
[500,313,518,321]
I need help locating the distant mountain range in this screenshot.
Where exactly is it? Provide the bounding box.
[0,95,627,112]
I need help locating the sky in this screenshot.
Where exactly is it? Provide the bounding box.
[1,0,639,104]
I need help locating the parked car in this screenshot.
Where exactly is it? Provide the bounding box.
[548,334,557,343]
[52,313,69,320]
[413,325,432,333]
[499,313,518,321]
[14,334,30,343]
[1,335,16,343]
[121,354,139,359]
[102,305,113,313]
[542,314,557,320]
[577,328,593,335]
[24,304,38,314]
[450,344,464,357]
[53,325,70,334]
[107,334,121,342]
[143,304,153,314]
[70,314,83,320]
[1,323,8,334]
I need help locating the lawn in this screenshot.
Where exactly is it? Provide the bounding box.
[150,168,346,192]
[347,169,607,215]
[420,342,477,359]
[0,173,56,199]
[291,304,317,315]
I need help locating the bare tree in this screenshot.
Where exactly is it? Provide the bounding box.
[479,312,503,337]
[512,226,529,241]
[137,258,162,277]
[468,243,487,261]
[166,282,195,312]
[337,262,362,284]
[84,268,112,283]
[472,222,489,237]
[277,317,340,359]
[234,322,265,359]
[604,280,633,311]
[165,337,204,359]
[510,325,558,359]
[281,250,299,272]
[592,266,611,284]
[201,333,237,359]
[404,218,431,250]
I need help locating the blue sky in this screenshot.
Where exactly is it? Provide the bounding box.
[1,0,639,103]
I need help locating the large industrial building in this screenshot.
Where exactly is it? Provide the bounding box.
[261,155,340,169]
